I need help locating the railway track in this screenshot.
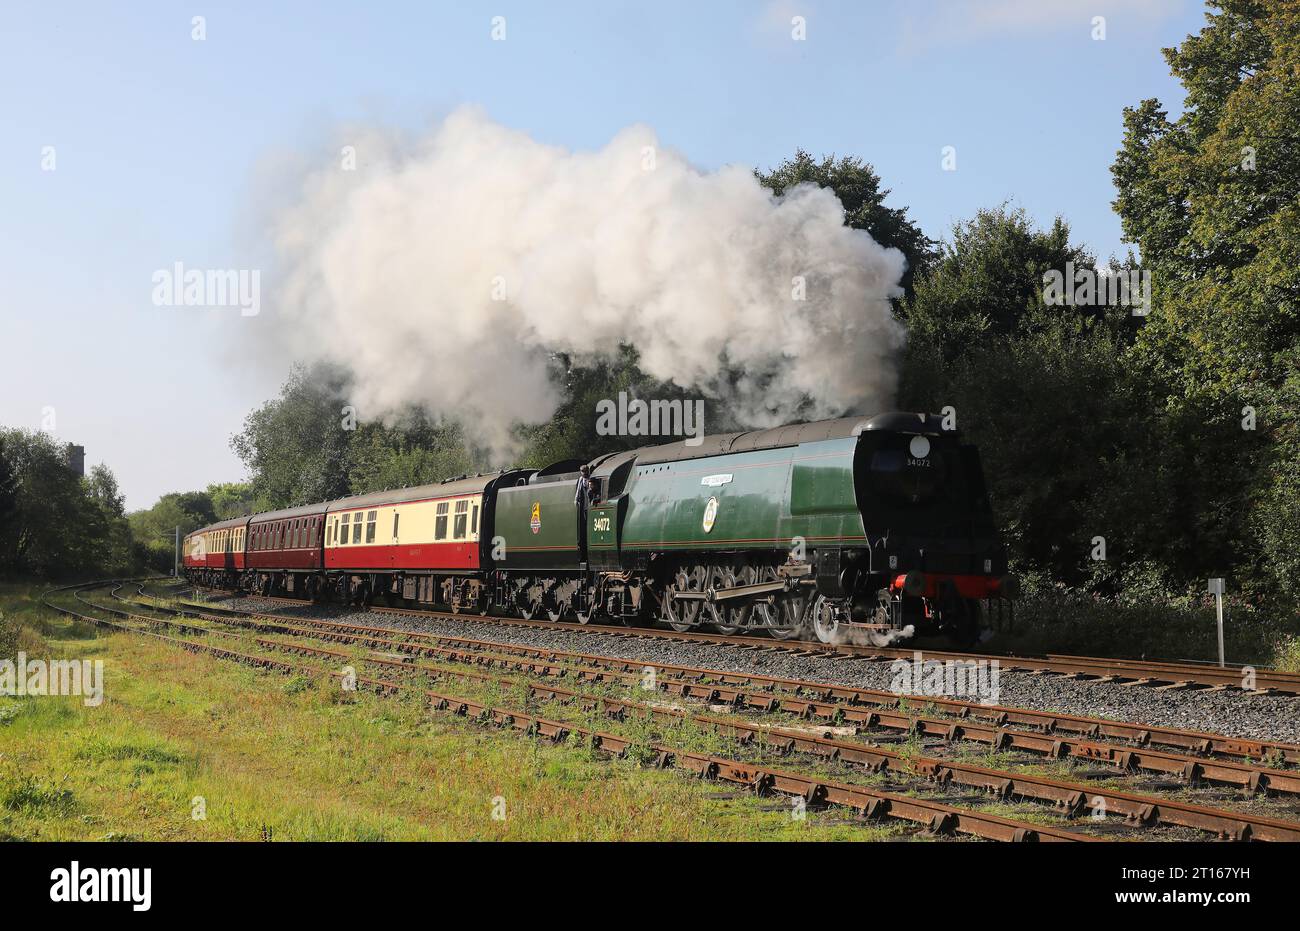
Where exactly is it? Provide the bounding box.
[130,584,1300,767]
[52,579,1300,841]
[186,585,1300,695]
[41,580,1095,843]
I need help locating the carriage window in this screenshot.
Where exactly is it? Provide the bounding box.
[309,521,317,547]
[352,516,362,544]
[453,500,468,539]
[470,503,479,536]
[435,502,449,540]
[366,510,377,544]
[392,513,399,541]
[340,513,350,544]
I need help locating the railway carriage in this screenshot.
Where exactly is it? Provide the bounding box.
[245,503,327,596]
[320,471,528,610]
[183,516,249,589]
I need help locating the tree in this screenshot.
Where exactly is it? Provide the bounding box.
[895,209,1159,586]
[0,429,136,577]
[127,490,216,573]
[899,205,1106,368]
[345,415,479,494]
[0,437,18,573]
[85,464,133,574]
[1111,0,1300,598]
[207,482,258,520]
[514,345,723,468]
[230,363,354,509]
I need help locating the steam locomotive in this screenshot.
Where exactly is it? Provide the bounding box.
[184,412,1017,645]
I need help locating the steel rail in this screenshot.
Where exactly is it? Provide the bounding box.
[199,588,1300,695]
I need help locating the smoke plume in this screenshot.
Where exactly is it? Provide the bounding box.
[268,108,906,454]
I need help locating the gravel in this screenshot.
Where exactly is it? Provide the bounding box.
[201,593,1300,745]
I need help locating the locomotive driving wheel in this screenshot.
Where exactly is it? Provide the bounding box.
[772,579,812,640]
[811,595,841,644]
[574,586,599,625]
[702,564,741,635]
[748,565,781,635]
[663,565,706,632]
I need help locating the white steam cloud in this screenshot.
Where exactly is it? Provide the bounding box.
[270,108,906,454]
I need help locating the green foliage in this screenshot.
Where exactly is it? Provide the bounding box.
[127,490,215,573]
[899,205,1113,364]
[0,429,135,578]
[229,362,488,508]
[345,416,479,494]
[230,362,354,508]
[207,482,257,520]
[1111,0,1300,602]
[514,345,725,469]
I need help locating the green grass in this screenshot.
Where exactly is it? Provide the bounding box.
[0,580,898,841]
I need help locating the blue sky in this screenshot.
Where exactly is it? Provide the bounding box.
[0,0,1204,509]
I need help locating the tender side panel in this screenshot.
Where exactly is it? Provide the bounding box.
[494,481,582,571]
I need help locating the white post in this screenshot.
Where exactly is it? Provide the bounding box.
[1208,578,1225,667]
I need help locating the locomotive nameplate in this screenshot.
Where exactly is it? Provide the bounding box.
[700,473,733,487]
